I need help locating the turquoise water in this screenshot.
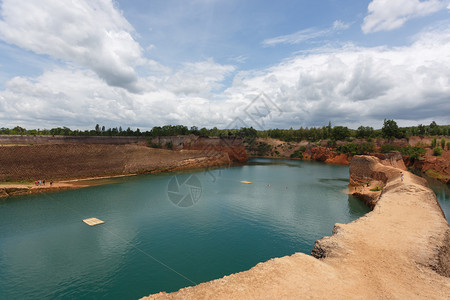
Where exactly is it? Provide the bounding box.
[422,176,450,222]
[0,158,370,299]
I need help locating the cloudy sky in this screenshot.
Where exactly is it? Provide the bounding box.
[0,0,449,131]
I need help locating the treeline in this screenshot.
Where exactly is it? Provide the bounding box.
[0,120,448,142]
[260,120,450,142]
[0,124,258,138]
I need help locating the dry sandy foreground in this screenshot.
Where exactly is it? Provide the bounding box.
[143,156,450,299]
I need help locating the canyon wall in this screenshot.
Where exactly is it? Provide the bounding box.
[0,135,146,145]
[0,144,232,182]
[143,155,450,299]
[0,135,247,182]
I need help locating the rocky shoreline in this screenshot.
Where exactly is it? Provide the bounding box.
[247,137,450,184]
[143,155,450,299]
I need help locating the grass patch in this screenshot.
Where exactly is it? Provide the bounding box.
[370,186,381,191]
[0,181,32,185]
[425,169,446,179]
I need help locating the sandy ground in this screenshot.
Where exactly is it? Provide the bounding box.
[143,156,450,299]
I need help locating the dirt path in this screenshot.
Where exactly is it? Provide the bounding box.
[143,156,450,299]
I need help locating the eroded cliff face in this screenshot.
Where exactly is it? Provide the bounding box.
[143,155,450,300]
[0,143,234,183]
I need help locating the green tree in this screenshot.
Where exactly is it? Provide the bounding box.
[417,124,426,136]
[441,138,446,150]
[356,126,374,139]
[331,126,350,141]
[382,119,400,139]
[429,121,441,136]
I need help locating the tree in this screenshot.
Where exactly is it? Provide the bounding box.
[95,124,101,133]
[382,119,400,139]
[356,126,374,139]
[417,124,426,136]
[331,126,350,141]
[441,138,446,149]
[429,121,441,136]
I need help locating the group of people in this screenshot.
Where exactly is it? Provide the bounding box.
[34,179,53,186]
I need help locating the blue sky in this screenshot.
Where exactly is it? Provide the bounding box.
[0,0,449,130]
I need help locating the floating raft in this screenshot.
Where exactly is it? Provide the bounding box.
[83,218,104,226]
[240,181,253,184]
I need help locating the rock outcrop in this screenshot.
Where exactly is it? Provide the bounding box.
[143,155,450,300]
[412,156,450,184]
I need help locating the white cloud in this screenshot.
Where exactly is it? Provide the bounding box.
[163,59,235,96]
[362,0,447,33]
[0,59,236,129]
[0,0,145,92]
[0,23,449,130]
[262,21,350,47]
[225,25,450,128]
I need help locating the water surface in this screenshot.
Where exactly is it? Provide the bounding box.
[422,175,450,222]
[0,158,369,299]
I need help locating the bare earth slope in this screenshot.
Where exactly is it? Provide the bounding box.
[143,155,450,299]
[0,144,230,182]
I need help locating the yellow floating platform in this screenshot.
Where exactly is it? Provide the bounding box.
[83,218,104,226]
[240,181,253,184]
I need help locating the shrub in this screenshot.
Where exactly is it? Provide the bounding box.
[256,142,271,156]
[336,142,374,156]
[431,138,437,148]
[380,144,397,153]
[299,146,307,152]
[447,141,450,150]
[370,186,381,191]
[433,147,442,156]
[327,140,337,148]
[380,145,426,161]
[441,138,446,150]
[290,150,303,159]
[165,141,173,150]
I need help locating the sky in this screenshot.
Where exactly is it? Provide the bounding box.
[0,0,449,131]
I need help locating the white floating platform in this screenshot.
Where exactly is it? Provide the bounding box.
[83,218,104,226]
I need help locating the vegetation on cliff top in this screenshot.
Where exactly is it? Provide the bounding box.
[1,120,448,142]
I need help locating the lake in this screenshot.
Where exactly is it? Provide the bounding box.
[0,158,372,299]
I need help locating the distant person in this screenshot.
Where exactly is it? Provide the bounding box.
[400,173,404,182]
[43,179,46,185]
[50,180,53,186]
